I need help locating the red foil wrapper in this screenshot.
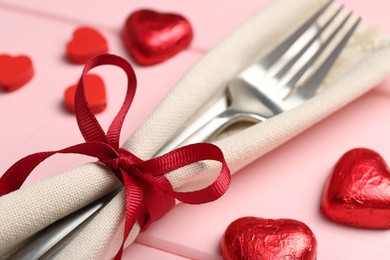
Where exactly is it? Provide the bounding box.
[122,9,193,66]
[221,217,317,260]
[321,148,390,229]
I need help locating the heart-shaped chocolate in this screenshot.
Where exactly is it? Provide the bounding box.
[64,74,106,114]
[66,27,108,64]
[321,148,390,229]
[0,54,34,92]
[122,9,193,66]
[221,217,317,260]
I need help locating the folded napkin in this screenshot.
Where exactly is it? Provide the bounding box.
[2,0,390,258]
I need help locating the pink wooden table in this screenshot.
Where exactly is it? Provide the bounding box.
[1,0,390,259]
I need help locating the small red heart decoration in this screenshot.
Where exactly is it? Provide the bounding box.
[64,74,106,114]
[122,9,193,66]
[66,27,108,64]
[321,148,390,229]
[0,54,34,92]
[221,217,317,260]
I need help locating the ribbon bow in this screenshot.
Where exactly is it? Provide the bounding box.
[0,54,231,259]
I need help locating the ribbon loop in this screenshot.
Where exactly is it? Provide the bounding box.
[75,55,137,149]
[0,54,231,260]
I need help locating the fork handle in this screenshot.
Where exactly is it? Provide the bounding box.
[154,110,234,157]
[155,108,266,156]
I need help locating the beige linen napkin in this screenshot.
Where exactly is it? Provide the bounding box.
[2,0,390,258]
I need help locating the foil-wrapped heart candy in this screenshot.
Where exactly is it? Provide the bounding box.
[321,148,390,229]
[221,217,317,260]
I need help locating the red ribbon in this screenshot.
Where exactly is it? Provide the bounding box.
[0,54,231,259]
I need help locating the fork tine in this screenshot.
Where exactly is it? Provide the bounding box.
[283,10,355,91]
[260,0,333,69]
[295,16,361,99]
[273,5,344,80]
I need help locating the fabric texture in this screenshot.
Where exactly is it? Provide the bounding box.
[2,0,390,258]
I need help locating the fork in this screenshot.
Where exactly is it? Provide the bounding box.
[154,0,361,156]
[12,1,361,258]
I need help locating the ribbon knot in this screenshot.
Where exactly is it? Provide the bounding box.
[101,148,176,233]
[0,54,231,260]
[106,156,127,173]
[102,149,140,178]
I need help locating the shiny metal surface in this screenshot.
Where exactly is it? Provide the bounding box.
[155,1,361,155]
